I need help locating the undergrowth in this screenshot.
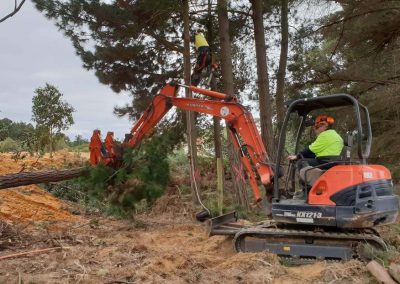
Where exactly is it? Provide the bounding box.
[361,243,400,267]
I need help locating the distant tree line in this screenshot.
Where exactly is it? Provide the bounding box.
[0,116,86,154]
[0,118,34,142]
[0,83,78,155]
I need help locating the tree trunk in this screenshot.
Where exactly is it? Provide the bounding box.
[217,0,234,94]
[217,0,248,209]
[367,260,397,284]
[49,128,53,158]
[182,0,199,204]
[0,167,88,190]
[250,0,274,159]
[275,0,289,133]
[208,0,223,176]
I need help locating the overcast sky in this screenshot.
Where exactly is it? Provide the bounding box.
[0,1,132,140]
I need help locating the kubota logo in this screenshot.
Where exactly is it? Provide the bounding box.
[220,106,229,116]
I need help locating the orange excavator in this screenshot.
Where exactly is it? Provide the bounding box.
[89,83,274,203]
[89,83,399,261]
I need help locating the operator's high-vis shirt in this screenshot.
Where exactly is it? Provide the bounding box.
[309,129,344,157]
[195,33,209,50]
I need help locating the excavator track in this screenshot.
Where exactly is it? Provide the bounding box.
[233,227,387,261]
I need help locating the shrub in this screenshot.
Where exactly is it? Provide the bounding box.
[52,136,69,151]
[169,149,189,175]
[0,137,20,152]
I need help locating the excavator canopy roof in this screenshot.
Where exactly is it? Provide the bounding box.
[286,94,360,116]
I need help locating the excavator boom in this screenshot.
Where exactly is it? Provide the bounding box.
[89,83,274,203]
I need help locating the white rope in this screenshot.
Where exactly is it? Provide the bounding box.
[187,84,211,216]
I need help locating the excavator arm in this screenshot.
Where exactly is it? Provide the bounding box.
[90,83,274,203]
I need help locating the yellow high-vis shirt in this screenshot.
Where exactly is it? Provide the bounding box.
[309,129,344,157]
[195,33,209,50]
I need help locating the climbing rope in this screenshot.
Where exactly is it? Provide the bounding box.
[186,86,211,216]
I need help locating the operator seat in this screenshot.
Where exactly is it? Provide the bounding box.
[340,131,355,162]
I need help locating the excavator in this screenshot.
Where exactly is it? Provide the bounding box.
[89,82,399,261]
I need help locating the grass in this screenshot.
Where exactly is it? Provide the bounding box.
[68,143,90,153]
[360,243,400,267]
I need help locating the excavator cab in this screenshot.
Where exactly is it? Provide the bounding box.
[272,94,398,228]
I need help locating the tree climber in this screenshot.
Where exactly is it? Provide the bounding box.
[191,29,212,86]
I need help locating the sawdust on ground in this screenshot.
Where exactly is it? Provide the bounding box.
[0,214,371,284]
[0,151,86,224]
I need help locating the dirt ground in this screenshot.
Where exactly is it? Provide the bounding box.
[0,152,396,283]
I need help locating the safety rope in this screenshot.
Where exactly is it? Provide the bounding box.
[187,85,211,216]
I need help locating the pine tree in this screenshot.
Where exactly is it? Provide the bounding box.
[33,0,184,118]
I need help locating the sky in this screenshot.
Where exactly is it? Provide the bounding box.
[0,1,133,141]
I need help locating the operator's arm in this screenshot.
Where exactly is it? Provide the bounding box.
[291,134,327,160]
[288,147,316,161]
[298,147,316,159]
[308,133,327,155]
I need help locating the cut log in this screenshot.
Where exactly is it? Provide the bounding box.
[389,263,400,284]
[0,167,89,190]
[367,260,397,284]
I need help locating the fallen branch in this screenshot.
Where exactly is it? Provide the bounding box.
[367,260,397,284]
[105,280,135,284]
[0,246,71,261]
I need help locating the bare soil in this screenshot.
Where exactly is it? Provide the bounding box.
[0,152,395,283]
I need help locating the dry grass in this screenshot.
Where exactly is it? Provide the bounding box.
[0,152,398,283]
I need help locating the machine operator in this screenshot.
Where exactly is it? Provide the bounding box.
[288,115,344,197]
[288,115,344,164]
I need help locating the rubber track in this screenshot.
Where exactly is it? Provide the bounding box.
[233,227,387,257]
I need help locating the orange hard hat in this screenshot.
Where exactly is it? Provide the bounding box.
[315,115,334,127]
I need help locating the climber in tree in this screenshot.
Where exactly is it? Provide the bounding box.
[191,29,212,86]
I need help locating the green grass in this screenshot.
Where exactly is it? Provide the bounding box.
[69,143,90,152]
[361,243,400,267]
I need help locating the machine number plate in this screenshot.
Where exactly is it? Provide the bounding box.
[296,211,322,218]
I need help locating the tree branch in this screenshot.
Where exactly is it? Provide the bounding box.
[0,0,26,23]
[291,73,400,92]
[145,31,184,53]
[311,7,400,35]
[329,20,345,60]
